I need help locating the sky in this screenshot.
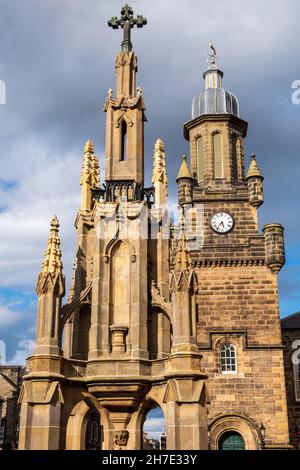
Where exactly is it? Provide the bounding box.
[0,0,299,366]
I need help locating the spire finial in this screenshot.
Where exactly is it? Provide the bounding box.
[174,229,192,272]
[41,216,63,276]
[108,5,147,53]
[81,141,100,211]
[152,138,168,186]
[81,140,99,188]
[84,140,94,154]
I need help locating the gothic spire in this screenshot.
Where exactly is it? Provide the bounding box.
[41,216,63,276]
[246,153,263,180]
[177,155,192,181]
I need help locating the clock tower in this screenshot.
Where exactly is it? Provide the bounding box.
[176,46,290,450]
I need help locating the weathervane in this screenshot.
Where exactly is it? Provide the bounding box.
[108,4,147,53]
[207,41,218,65]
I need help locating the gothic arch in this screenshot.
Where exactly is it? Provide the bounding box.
[209,412,263,450]
[65,399,107,450]
[104,238,136,261]
[65,400,90,450]
[136,397,166,449]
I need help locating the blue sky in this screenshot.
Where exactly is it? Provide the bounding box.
[0,0,299,363]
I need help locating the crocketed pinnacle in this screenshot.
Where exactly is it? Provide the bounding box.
[41,216,63,276]
[246,153,263,179]
[177,155,192,181]
[174,230,192,272]
[81,139,100,188]
[152,138,168,186]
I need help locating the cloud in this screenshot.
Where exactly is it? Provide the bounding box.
[143,407,165,439]
[0,298,25,328]
[0,0,299,361]
[8,339,35,365]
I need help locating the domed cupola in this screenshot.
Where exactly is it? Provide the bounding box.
[192,44,240,119]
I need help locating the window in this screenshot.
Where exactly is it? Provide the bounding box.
[197,137,204,182]
[220,343,237,374]
[121,120,127,161]
[213,133,223,179]
[294,352,300,401]
[232,134,238,181]
[236,137,244,181]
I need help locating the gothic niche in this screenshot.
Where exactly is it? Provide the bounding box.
[110,241,130,353]
[149,309,172,360]
[72,304,91,360]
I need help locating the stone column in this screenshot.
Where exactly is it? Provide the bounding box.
[164,378,208,450]
[18,378,63,450]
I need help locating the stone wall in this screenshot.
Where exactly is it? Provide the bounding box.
[282,327,300,449]
[0,366,23,448]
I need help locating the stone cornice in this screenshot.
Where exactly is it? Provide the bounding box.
[184,113,248,141]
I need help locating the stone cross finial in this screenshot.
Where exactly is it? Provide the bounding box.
[108,4,147,52]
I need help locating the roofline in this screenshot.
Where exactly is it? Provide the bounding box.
[281,311,300,321]
[281,311,300,329]
[183,114,248,141]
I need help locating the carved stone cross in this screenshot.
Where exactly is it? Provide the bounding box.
[108,4,147,52]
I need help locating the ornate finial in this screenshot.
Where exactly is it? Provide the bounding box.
[152,138,168,186]
[108,5,147,53]
[50,215,59,231]
[41,216,63,276]
[84,140,94,154]
[81,140,99,188]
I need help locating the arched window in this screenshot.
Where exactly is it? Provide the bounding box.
[196,136,204,182]
[213,133,223,179]
[294,352,300,401]
[236,137,244,181]
[219,431,245,451]
[142,405,166,450]
[220,343,237,374]
[121,120,127,161]
[232,134,238,182]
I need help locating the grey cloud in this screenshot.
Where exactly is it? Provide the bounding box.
[0,0,299,315]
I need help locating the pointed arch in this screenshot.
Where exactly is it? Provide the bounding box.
[121,120,127,161]
[104,237,136,260]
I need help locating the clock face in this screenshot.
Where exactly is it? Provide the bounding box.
[210,212,234,234]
